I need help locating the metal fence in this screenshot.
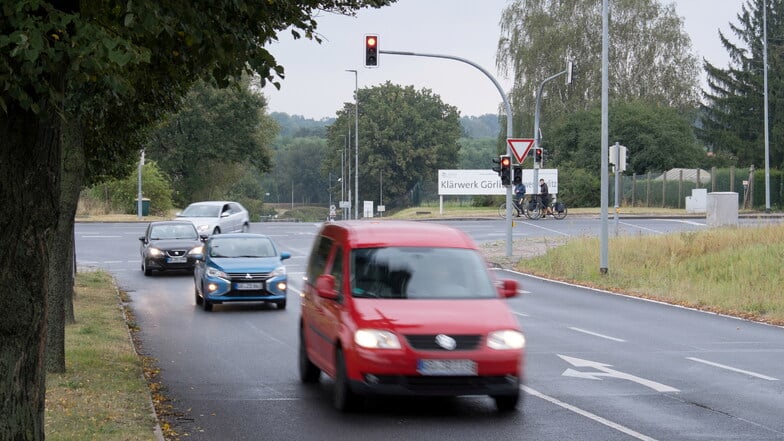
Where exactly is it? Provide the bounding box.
[612,166,783,210]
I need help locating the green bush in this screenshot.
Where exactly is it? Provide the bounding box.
[90,161,174,215]
[279,206,328,222]
[558,166,600,208]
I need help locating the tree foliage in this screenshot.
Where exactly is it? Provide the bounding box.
[0,1,395,439]
[497,0,700,136]
[699,0,784,169]
[546,100,703,173]
[144,79,278,205]
[542,100,704,206]
[325,82,462,210]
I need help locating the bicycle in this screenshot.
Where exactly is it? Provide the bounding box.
[499,195,567,220]
[533,195,568,220]
[498,195,540,219]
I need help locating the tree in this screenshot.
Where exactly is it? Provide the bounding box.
[145,79,278,206]
[699,0,784,169]
[543,100,704,205]
[497,0,700,136]
[0,1,394,439]
[325,82,462,210]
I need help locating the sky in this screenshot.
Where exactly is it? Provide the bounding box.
[263,0,743,119]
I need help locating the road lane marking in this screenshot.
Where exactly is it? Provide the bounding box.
[512,311,529,317]
[569,326,626,342]
[559,354,679,393]
[619,222,664,234]
[522,385,659,441]
[82,235,123,238]
[686,357,779,381]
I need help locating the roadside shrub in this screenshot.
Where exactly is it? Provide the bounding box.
[89,161,174,215]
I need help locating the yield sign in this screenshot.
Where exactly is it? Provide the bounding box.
[507,138,535,163]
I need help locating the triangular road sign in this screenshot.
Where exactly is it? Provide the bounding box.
[507,138,535,163]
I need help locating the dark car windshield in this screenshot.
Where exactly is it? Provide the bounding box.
[180,204,220,217]
[150,224,198,240]
[350,247,496,299]
[208,237,276,258]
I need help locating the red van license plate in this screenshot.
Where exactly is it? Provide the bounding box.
[417,359,477,376]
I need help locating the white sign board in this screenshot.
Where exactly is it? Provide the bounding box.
[363,200,374,218]
[438,169,558,196]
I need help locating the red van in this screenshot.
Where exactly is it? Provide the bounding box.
[299,220,525,412]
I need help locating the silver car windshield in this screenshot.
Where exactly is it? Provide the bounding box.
[209,237,276,258]
[181,204,221,217]
[350,247,496,299]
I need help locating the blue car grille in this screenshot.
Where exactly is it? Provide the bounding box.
[227,272,271,282]
[404,335,482,351]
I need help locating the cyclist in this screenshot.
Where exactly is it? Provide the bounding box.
[539,178,553,218]
[513,181,526,216]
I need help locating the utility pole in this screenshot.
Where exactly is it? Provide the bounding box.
[600,0,610,274]
[763,0,771,212]
[346,69,359,220]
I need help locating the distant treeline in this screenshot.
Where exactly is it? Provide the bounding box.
[270,112,500,139]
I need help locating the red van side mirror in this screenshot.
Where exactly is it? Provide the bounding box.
[498,279,518,298]
[316,274,339,300]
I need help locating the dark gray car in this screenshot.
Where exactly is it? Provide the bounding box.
[139,221,205,276]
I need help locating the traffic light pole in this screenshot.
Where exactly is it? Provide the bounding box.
[381,49,515,257]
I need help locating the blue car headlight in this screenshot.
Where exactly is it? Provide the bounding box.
[269,265,286,278]
[206,267,228,280]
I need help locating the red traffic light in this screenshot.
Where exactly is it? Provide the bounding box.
[500,156,511,167]
[365,35,378,67]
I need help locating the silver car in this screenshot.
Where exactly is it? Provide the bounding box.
[176,201,250,235]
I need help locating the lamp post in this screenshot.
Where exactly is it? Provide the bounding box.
[339,135,347,219]
[346,69,359,220]
[532,61,572,196]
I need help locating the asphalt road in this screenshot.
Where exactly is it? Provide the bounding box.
[75,218,784,441]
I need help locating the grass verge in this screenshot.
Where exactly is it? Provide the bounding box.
[45,270,161,441]
[515,223,784,326]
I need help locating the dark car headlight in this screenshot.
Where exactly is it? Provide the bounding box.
[148,247,164,257]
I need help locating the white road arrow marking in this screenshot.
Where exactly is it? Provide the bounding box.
[559,354,680,393]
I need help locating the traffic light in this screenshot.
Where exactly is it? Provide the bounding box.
[500,155,512,186]
[365,35,378,67]
[534,148,543,165]
[513,165,522,185]
[491,157,502,175]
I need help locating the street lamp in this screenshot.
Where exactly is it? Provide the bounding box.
[339,135,347,219]
[532,60,572,196]
[346,69,359,220]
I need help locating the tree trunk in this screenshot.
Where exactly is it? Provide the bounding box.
[0,103,61,439]
[46,119,84,373]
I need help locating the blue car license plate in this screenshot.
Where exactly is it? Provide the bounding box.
[417,359,477,376]
[236,282,263,290]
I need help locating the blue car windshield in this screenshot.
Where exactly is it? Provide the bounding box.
[180,204,221,217]
[209,237,276,258]
[350,247,496,300]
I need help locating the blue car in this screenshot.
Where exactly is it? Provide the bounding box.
[193,233,291,311]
